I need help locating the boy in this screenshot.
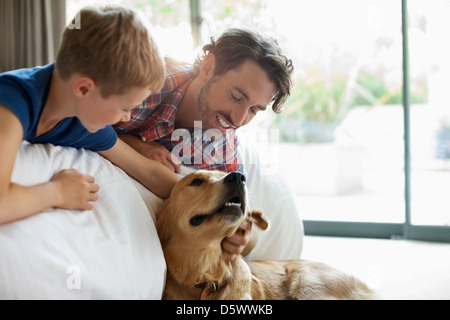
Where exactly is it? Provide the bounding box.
[0,5,179,225]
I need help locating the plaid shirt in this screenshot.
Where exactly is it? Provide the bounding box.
[114,57,243,173]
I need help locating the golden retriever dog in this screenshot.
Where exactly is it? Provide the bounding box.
[156,170,378,300]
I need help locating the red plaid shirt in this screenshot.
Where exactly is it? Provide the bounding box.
[114,57,243,173]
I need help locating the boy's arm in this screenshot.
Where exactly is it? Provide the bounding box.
[98,138,180,198]
[0,106,99,225]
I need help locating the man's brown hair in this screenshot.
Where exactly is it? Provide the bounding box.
[56,5,165,97]
[194,28,294,113]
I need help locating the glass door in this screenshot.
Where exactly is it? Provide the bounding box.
[407,0,450,241]
[201,0,406,226]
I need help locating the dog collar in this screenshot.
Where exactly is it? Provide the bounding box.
[195,278,228,300]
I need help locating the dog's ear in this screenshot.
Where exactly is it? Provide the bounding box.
[249,210,269,231]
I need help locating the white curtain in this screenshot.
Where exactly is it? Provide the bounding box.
[0,0,66,72]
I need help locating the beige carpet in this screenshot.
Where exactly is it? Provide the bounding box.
[301,236,450,300]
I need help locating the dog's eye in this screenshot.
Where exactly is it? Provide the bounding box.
[190,214,209,226]
[189,178,204,186]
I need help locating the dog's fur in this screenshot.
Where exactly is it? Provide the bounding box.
[156,170,378,300]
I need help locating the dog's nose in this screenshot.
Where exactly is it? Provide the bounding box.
[224,172,246,187]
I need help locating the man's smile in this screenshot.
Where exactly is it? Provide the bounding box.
[216,114,237,130]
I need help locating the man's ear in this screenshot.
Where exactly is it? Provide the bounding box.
[198,53,216,83]
[249,210,269,231]
[73,77,96,98]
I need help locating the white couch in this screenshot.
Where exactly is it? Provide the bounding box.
[0,141,303,299]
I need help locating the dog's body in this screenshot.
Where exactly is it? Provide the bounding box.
[157,170,377,300]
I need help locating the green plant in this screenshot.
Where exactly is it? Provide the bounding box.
[273,69,427,143]
[272,77,347,143]
[282,78,347,124]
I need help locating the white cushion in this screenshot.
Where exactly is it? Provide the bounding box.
[0,142,166,299]
[238,137,304,260]
[0,138,304,299]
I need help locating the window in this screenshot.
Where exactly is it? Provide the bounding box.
[66,0,194,61]
[200,0,406,222]
[409,0,450,227]
[197,0,450,241]
[200,0,406,225]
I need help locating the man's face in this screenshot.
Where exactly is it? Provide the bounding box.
[197,59,276,133]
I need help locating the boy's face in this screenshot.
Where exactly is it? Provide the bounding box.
[197,59,276,133]
[78,86,151,133]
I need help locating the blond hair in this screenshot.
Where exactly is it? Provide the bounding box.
[56,5,165,97]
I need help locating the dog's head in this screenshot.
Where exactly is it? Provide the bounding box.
[156,170,268,286]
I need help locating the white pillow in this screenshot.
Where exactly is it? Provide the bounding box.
[0,138,304,299]
[0,142,166,299]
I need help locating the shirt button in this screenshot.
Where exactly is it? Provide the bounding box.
[141,136,147,142]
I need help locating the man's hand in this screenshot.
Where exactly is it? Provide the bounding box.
[221,219,254,262]
[140,141,181,173]
[119,134,181,173]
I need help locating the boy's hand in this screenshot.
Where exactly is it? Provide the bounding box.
[51,169,99,210]
[221,219,253,262]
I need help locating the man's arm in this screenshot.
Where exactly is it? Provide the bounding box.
[99,138,179,198]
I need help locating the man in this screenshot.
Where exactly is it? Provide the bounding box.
[114,28,301,260]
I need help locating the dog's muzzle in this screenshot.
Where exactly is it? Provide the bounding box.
[221,172,246,213]
[224,171,246,188]
[189,172,247,227]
